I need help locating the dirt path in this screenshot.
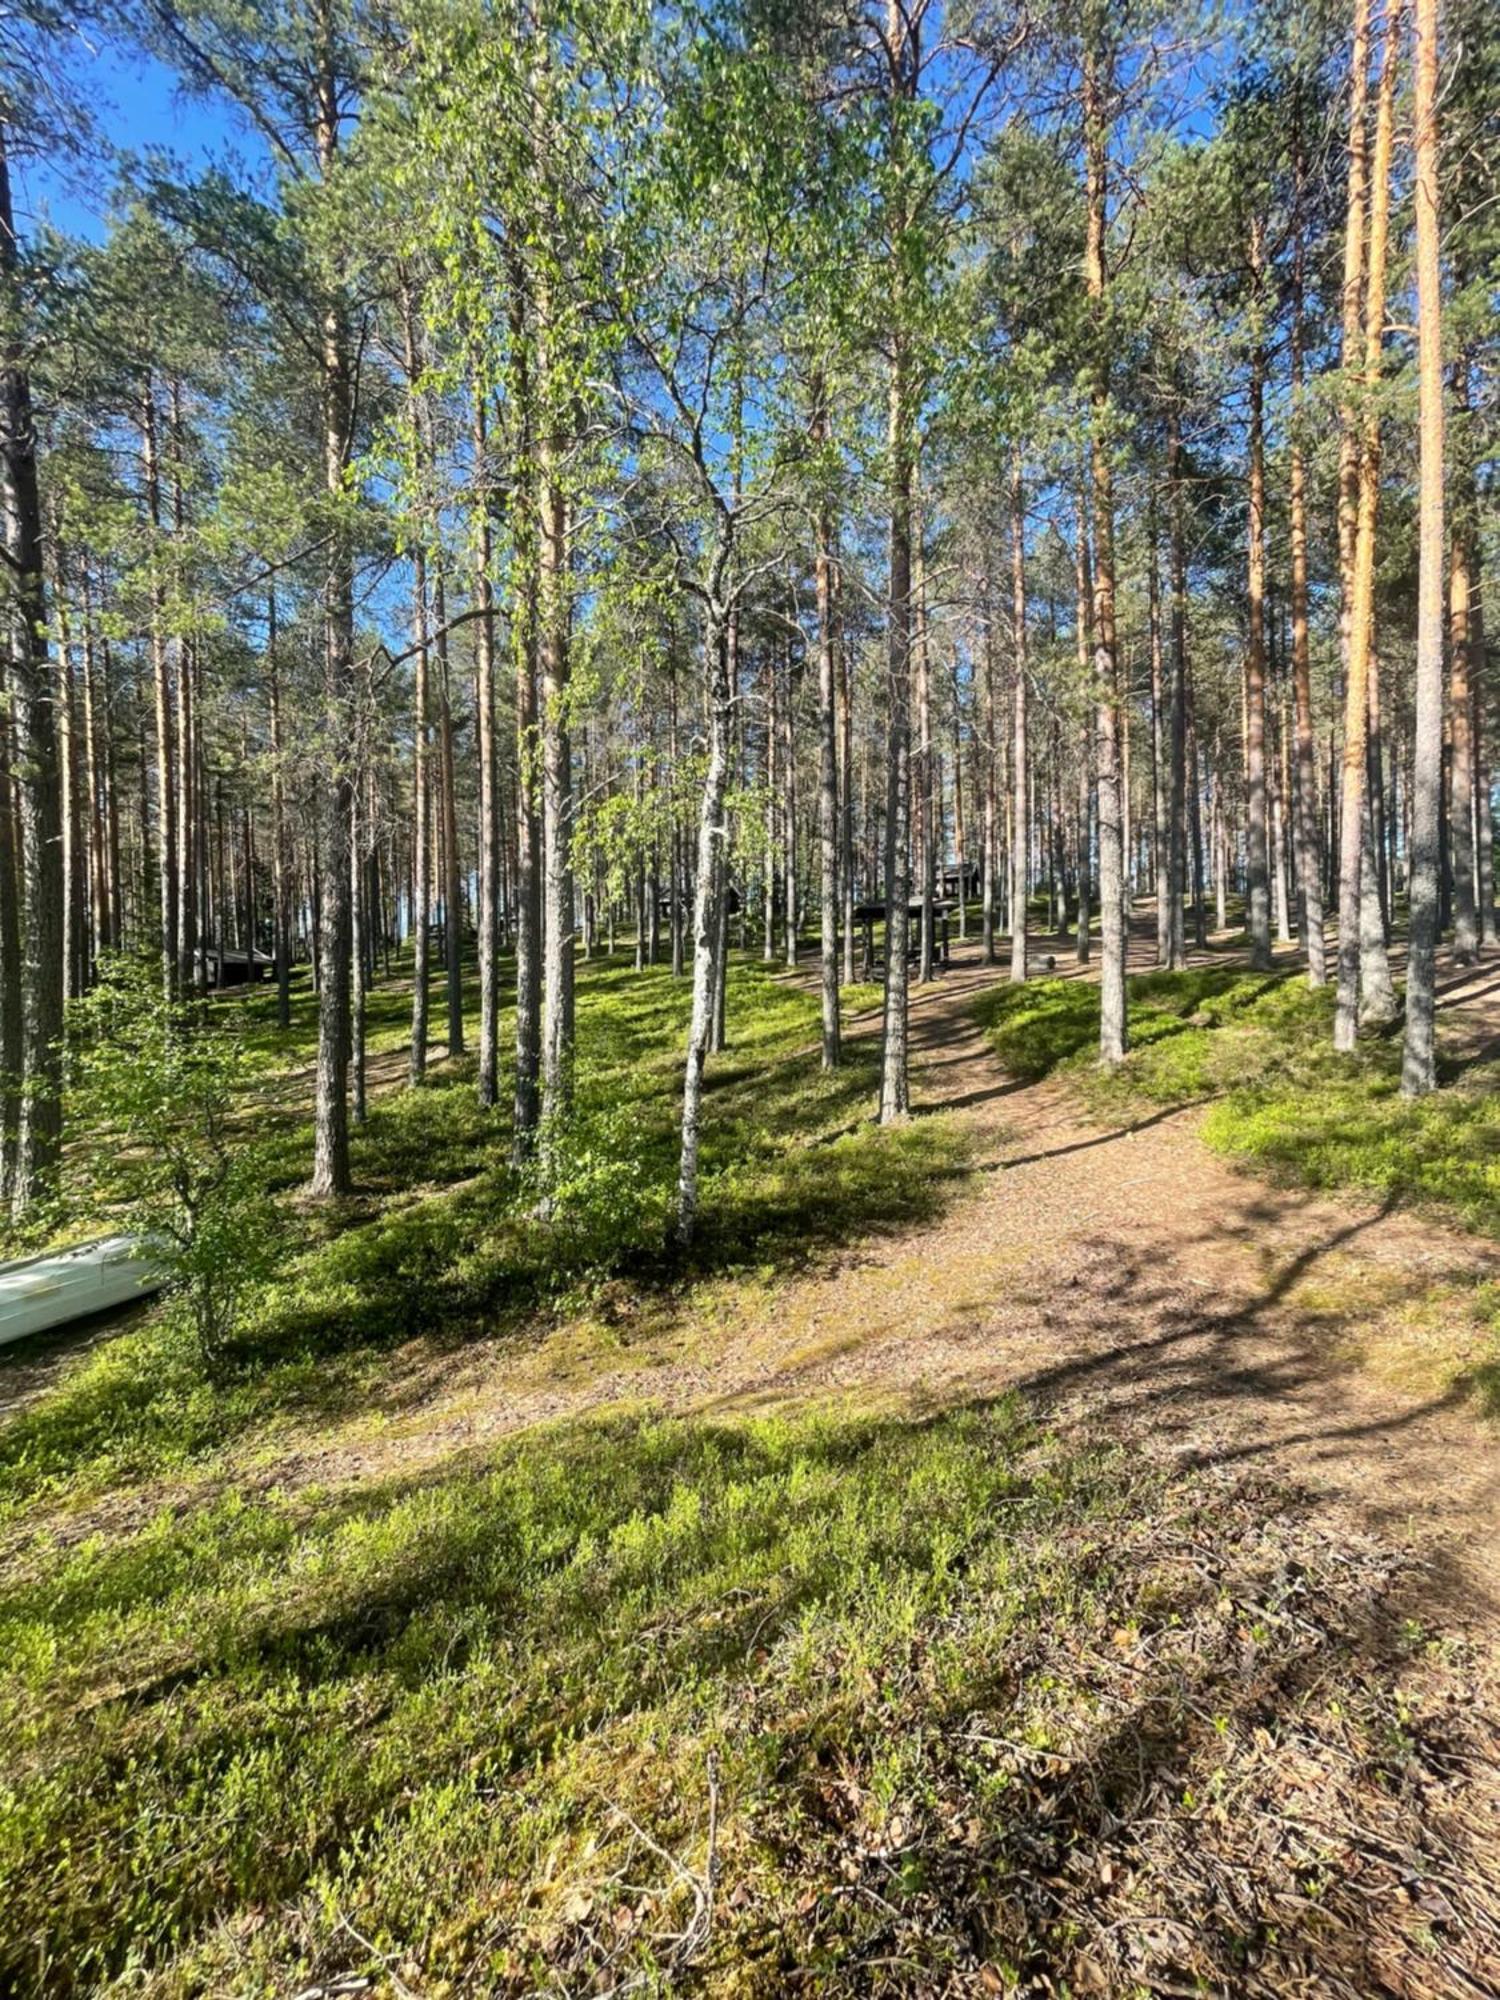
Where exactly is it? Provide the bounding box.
[723,938,1500,1633]
[10,928,1498,1632]
[223,923,1500,1652]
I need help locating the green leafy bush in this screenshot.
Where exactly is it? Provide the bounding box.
[65,955,282,1371]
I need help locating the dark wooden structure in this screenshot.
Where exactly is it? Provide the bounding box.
[198,945,275,988]
[851,899,955,980]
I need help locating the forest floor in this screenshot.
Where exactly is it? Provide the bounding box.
[4,915,1500,1997]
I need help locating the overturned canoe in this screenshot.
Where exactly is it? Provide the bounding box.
[0,1236,166,1348]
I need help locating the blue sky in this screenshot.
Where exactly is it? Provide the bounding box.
[20,30,266,243]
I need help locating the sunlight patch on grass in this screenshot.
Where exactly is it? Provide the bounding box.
[1,1399,1479,1998]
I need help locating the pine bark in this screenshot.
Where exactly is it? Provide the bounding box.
[1333,0,1393,1051]
[1,123,63,1216]
[1244,216,1273,970]
[1288,182,1326,985]
[814,385,841,1069]
[1447,363,1479,960]
[1010,453,1028,984]
[309,22,355,1198]
[1084,40,1127,1062]
[1402,0,1445,1094]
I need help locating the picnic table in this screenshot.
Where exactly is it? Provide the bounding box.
[851,899,955,980]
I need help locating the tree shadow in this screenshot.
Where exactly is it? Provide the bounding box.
[8,1395,1497,1999]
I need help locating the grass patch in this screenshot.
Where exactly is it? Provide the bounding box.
[3,1398,1488,1998]
[0,954,964,1515]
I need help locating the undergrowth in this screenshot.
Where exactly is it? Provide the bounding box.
[0,955,962,1514]
[3,1399,1490,1998]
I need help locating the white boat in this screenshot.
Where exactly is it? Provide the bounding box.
[0,1236,167,1348]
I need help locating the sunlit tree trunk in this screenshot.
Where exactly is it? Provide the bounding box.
[881,341,913,1121]
[839,628,856,984]
[676,584,732,1243]
[1402,0,1445,1094]
[1074,489,1093,966]
[539,447,573,1137]
[813,382,840,1068]
[1244,215,1272,970]
[1288,165,1326,985]
[1009,451,1028,984]
[471,377,502,1106]
[1165,412,1188,969]
[1333,0,1395,1051]
[0,653,22,1201]
[1084,37,1127,1061]
[433,567,464,1060]
[915,527,934,983]
[981,607,998,964]
[170,384,197,998]
[508,277,542,1156]
[1148,490,1169,966]
[140,382,177,1000]
[310,19,355,1198]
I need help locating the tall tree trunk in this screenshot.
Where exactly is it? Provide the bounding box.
[1402,0,1444,1094]
[1288,173,1326,985]
[1165,411,1188,969]
[170,385,197,998]
[880,343,913,1122]
[839,630,856,983]
[1244,214,1273,971]
[1,122,62,1217]
[539,435,573,1136]
[85,574,113,961]
[0,653,22,1201]
[508,276,542,1155]
[53,575,86,998]
[981,608,998,964]
[351,773,367,1125]
[141,382,177,1000]
[670,664,686,977]
[1010,451,1028,984]
[675,593,733,1244]
[1148,491,1170,965]
[783,637,798,969]
[309,25,355,1198]
[762,650,777,962]
[1334,0,1394,1051]
[471,377,502,1105]
[814,381,840,1068]
[1084,40,1127,1062]
[433,567,464,1059]
[1447,363,1479,961]
[268,590,292,1029]
[953,663,968,941]
[915,528,934,982]
[100,629,122,950]
[1074,490,1093,965]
